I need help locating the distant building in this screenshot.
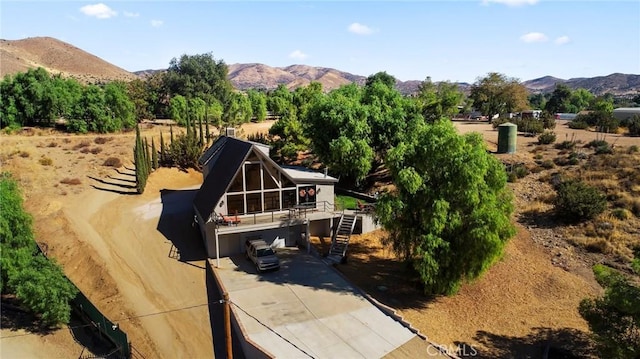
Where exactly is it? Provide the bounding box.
[613,107,640,121]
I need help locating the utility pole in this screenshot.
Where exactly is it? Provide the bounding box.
[223,292,233,359]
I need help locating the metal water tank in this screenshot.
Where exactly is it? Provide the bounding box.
[497,122,517,154]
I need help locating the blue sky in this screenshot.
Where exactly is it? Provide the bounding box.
[1,1,639,83]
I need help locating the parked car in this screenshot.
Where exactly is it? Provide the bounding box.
[245,239,280,272]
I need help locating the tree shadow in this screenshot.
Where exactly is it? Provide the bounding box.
[517,208,560,229]
[107,174,136,184]
[1,299,116,358]
[205,263,245,359]
[157,188,207,262]
[1,297,55,335]
[90,185,138,196]
[463,327,596,359]
[87,175,137,189]
[115,168,136,177]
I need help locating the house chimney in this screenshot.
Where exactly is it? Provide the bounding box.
[324,168,328,178]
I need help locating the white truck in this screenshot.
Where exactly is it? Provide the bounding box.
[245,239,280,273]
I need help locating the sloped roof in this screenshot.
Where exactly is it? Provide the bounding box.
[281,166,339,183]
[193,137,252,220]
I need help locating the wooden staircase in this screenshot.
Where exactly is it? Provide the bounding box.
[327,214,357,264]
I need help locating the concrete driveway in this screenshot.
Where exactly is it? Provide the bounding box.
[214,248,448,358]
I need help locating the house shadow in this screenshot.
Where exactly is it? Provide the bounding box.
[205,263,246,359]
[458,327,596,358]
[228,247,399,298]
[157,188,207,263]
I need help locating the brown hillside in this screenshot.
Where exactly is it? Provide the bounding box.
[0,37,138,83]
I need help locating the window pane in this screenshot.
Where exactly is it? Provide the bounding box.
[282,176,295,188]
[229,169,243,192]
[227,194,244,215]
[245,164,261,191]
[299,185,316,204]
[282,189,296,209]
[246,193,262,213]
[264,191,280,211]
[264,171,278,189]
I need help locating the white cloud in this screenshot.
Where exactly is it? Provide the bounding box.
[555,35,570,45]
[520,32,548,43]
[289,50,308,60]
[79,3,117,19]
[348,22,374,35]
[482,0,539,6]
[124,11,139,18]
[150,20,163,28]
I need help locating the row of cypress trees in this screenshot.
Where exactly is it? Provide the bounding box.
[134,115,213,194]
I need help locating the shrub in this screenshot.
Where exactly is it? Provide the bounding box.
[60,178,82,185]
[626,115,640,137]
[73,141,91,150]
[94,137,112,144]
[554,179,606,222]
[491,117,510,129]
[39,157,53,166]
[628,145,639,154]
[513,164,529,178]
[103,157,122,167]
[513,118,544,135]
[507,172,518,183]
[540,160,555,169]
[537,131,557,145]
[610,208,630,221]
[596,117,620,134]
[47,142,58,148]
[579,265,640,359]
[568,121,589,129]
[556,140,576,150]
[19,151,30,158]
[542,116,556,130]
[90,147,103,154]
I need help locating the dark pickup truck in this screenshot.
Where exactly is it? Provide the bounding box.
[245,239,280,272]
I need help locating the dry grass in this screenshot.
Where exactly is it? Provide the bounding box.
[39,156,53,166]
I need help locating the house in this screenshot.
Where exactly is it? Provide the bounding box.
[193,135,376,265]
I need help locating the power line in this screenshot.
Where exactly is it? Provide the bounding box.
[230,301,316,359]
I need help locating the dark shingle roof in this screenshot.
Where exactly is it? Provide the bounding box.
[193,137,252,220]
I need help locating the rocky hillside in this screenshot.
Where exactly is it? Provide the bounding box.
[0,37,138,83]
[2,36,637,96]
[524,73,640,96]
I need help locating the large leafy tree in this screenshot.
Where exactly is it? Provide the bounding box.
[470,72,529,118]
[579,265,640,359]
[164,53,233,105]
[305,84,373,182]
[104,81,136,130]
[0,172,77,326]
[415,77,465,123]
[375,120,515,295]
[545,83,573,114]
[247,89,268,122]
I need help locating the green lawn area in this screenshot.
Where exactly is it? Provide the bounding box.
[335,195,359,210]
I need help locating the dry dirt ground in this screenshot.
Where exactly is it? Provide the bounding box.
[0,119,637,358]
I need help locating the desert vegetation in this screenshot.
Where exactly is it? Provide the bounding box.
[0,172,77,327]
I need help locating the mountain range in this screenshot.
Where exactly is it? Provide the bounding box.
[1,37,638,96]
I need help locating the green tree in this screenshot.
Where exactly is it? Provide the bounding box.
[164,53,233,105]
[365,71,397,89]
[415,77,465,122]
[545,83,573,114]
[305,84,374,183]
[579,265,640,359]
[568,88,595,113]
[169,95,188,125]
[0,172,77,326]
[269,111,310,162]
[247,89,268,122]
[104,81,136,130]
[267,84,295,117]
[375,120,515,295]
[470,72,529,119]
